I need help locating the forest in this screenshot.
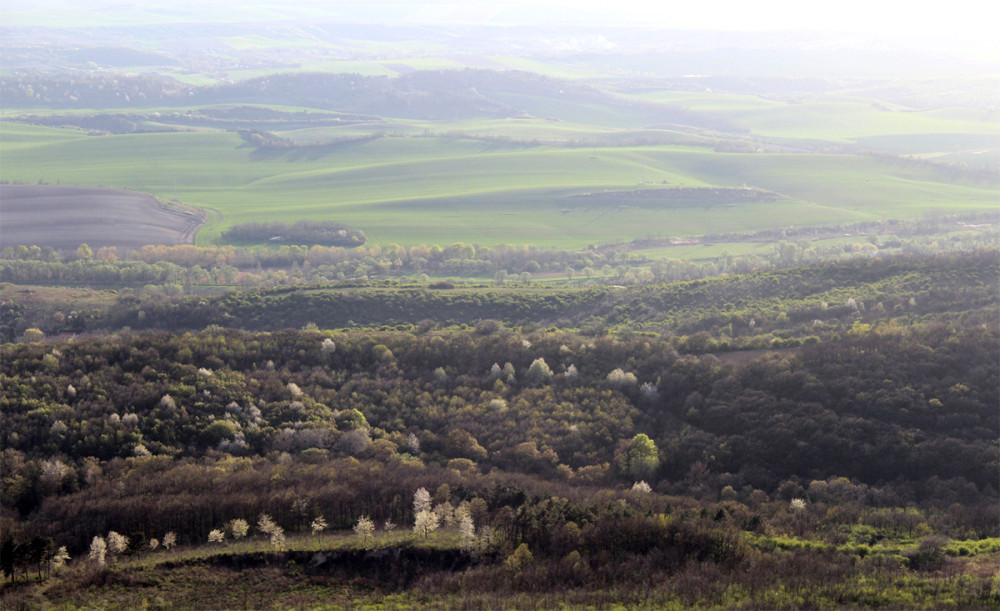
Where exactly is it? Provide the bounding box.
[1,248,997,608]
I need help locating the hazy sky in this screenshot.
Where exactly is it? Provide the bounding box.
[406,0,982,36]
[321,1,984,40]
[2,0,996,52]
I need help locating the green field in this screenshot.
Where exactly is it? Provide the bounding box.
[626,90,999,142]
[3,113,995,250]
[2,67,997,253]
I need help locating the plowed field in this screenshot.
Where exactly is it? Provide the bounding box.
[1,185,203,251]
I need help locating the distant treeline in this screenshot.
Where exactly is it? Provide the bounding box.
[12,108,376,136]
[235,129,379,152]
[0,69,733,129]
[2,221,996,295]
[222,220,367,247]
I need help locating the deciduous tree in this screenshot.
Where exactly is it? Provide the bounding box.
[353,515,374,545]
[413,509,439,539]
[89,536,106,567]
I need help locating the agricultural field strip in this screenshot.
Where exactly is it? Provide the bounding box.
[3,131,989,209]
[619,92,1000,142]
[2,121,995,249]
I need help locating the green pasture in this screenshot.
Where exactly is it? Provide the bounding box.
[626,90,1000,144]
[2,119,995,249]
[488,56,617,80]
[487,92,667,129]
[731,100,1000,142]
[625,90,788,112]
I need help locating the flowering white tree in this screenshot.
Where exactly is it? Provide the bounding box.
[353,515,375,545]
[607,368,638,387]
[413,487,431,514]
[208,529,225,544]
[458,514,476,550]
[230,518,249,540]
[406,433,420,454]
[413,509,440,539]
[435,501,455,528]
[790,498,807,512]
[89,536,107,567]
[526,358,553,384]
[383,519,396,533]
[162,532,177,550]
[639,382,659,400]
[106,531,129,560]
[50,546,70,573]
[321,338,336,355]
[149,538,160,551]
[453,501,471,526]
[257,513,285,548]
[39,458,69,493]
[257,513,279,537]
[631,480,652,494]
[487,398,508,412]
[311,515,328,536]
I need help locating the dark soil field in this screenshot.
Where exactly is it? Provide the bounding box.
[0,184,203,252]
